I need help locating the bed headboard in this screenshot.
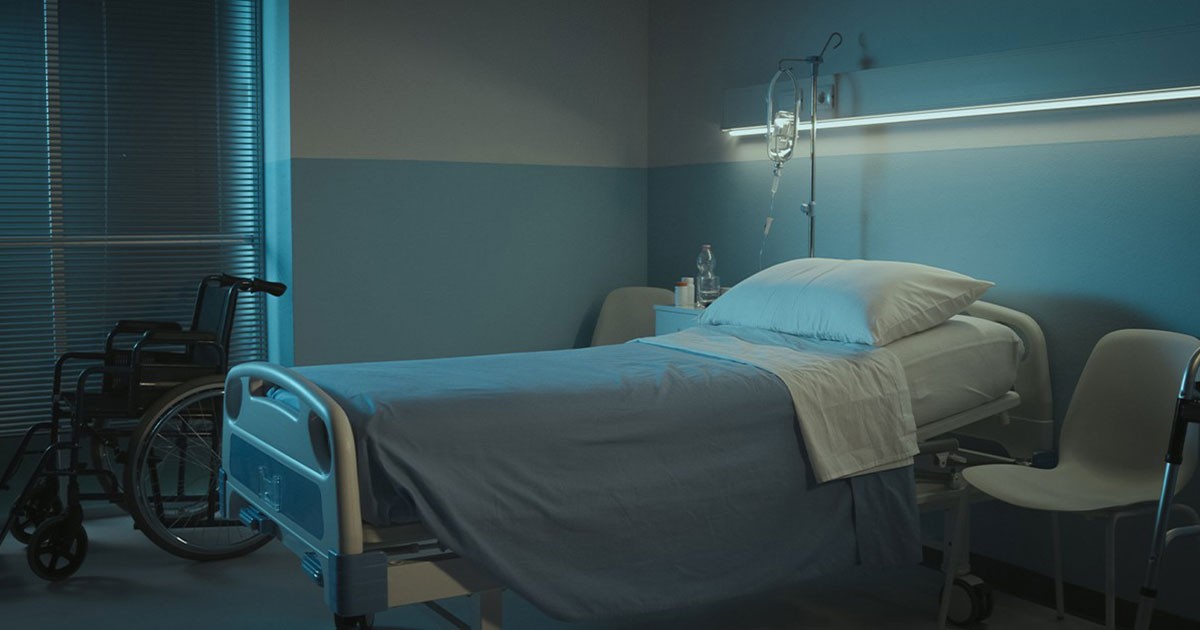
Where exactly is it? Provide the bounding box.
[960,300,1055,459]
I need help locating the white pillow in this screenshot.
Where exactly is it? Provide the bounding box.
[698,258,993,346]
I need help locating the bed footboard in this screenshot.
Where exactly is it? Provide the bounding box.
[223,361,364,552]
[222,362,506,626]
[221,361,381,617]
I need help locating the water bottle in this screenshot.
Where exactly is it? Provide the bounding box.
[696,244,720,306]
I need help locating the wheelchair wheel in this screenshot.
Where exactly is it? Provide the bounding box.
[11,477,63,544]
[124,376,270,561]
[27,511,88,581]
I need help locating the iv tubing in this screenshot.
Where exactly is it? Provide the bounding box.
[760,68,800,270]
[759,175,779,271]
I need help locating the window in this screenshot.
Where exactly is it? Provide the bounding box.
[0,0,265,433]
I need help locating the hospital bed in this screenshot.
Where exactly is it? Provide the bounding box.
[219,299,1051,630]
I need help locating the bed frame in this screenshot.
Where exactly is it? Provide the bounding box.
[219,300,1052,630]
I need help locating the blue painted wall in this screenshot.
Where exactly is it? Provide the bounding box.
[648,0,1200,621]
[291,158,646,365]
[284,0,649,365]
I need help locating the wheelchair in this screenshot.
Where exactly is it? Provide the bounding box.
[0,273,287,581]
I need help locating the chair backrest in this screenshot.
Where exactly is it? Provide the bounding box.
[591,287,675,346]
[1059,329,1200,488]
[189,276,240,367]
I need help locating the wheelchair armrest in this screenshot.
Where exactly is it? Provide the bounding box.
[131,330,225,368]
[73,364,132,405]
[105,320,184,354]
[53,352,109,394]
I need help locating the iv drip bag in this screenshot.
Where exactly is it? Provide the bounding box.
[766,68,801,165]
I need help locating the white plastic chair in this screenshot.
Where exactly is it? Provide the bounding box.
[590,287,674,346]
[962,329,1200,630]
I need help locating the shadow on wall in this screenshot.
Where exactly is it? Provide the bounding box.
[575,295,606,348]
[856,32,877,70]
[987,291,1172,440]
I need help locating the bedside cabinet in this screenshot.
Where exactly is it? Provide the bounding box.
[653,304,704,335]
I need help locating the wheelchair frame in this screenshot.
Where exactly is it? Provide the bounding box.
[0,273,286,580]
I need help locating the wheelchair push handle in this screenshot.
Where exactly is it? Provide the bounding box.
[214,273,288,297]
[249,278,287,297]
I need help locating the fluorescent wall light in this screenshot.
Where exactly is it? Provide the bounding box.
[724,85,1200,136]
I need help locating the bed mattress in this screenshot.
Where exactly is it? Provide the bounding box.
[888,314,1023,426]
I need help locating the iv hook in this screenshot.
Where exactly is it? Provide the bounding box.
[818,32,842,60]
[777,31,843,68]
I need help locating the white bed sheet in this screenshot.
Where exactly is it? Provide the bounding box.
[888,314,1023,427]
[638,327,918,482]
[635,313,1021,482]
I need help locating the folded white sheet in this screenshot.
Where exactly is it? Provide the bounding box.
[636,326,918,482]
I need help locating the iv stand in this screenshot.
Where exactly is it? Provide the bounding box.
[778,32,841,258]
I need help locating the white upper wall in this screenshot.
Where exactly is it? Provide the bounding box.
[290,0,648,168]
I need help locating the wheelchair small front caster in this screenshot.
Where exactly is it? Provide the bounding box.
[940,574,994,626]
[26,512,88,581]
[11,477,63,544]
[333,614,374,629]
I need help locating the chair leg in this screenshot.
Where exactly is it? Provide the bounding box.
[1106,516,1116,630]
[937,494,969,630]
[1052,511,1065,621]
[477,589,503,630]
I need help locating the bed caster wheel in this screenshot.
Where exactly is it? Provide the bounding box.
[26,512,88,581]
[11,477,63,544]
[940,574,993,626]
[333,614,374,629]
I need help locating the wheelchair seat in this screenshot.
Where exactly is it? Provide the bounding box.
[99,275,241,410]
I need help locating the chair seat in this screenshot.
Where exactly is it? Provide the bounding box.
[963,462,1165,513]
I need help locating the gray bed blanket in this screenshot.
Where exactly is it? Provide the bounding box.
[295,340,920,620]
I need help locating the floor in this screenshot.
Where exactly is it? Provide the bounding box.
[0,506,1104,630]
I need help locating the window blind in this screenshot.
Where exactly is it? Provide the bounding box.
[0,0,265,434]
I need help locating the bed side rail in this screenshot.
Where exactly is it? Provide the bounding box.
[959,300,1055,458]
[222,361,365,556]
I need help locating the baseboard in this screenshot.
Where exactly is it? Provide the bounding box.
[922,547,1196,629]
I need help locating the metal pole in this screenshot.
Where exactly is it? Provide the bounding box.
[1134,462,1181,630]
[1134,348,1200,630]
[778,33,840,260]
[807,61,817,259]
